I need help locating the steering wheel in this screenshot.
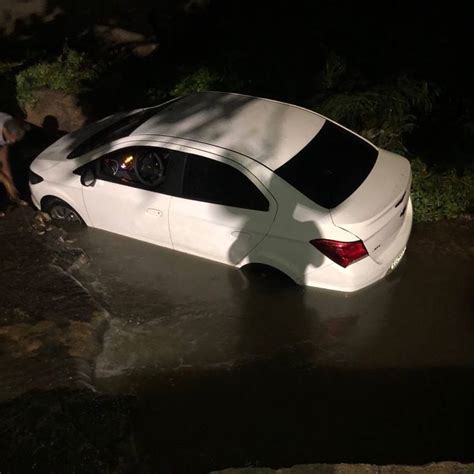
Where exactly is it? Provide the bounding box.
[134,150,166,186]
[104,158,119,176]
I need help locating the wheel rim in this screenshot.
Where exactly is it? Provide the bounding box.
[50,205,81,223]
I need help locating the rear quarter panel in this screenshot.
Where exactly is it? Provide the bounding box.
[241,174,358,283]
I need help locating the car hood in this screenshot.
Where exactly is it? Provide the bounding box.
[30,113,125,172]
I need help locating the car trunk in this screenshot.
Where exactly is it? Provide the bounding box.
[330,149,411,263]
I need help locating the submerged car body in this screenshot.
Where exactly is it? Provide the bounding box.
[29,91,412,292]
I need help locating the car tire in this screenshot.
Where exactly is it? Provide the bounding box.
[45,199,86,226]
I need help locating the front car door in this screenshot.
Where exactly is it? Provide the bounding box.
[81,145,185,248]
[169,151,277,265]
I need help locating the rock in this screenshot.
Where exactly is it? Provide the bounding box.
[212,463,474,474]
[131,42,159,58]
[94,25,147,44]
[35,211,52,224]
[25,89,88,133]
[93,24,159,58]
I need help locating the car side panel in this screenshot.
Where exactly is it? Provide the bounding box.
[31,175,91,225]
[169,154,277,265]
[82,180,173,248]
[240,174,358,282]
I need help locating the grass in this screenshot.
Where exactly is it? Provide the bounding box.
[15,48,99,108]
[3,48,473,223]
[411,158,474,222]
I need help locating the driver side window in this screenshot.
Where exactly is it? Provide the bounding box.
[95,146,185,196]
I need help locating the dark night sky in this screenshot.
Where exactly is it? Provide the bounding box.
[205,1,473,91]
[3,0,473,89]
[2,0,474,121]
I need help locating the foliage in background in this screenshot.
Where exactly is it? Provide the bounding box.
[314,76,438,154]
[0,61,24,112]
[411,158,474,222]
[142,66,222,107]
[145,86,168,105]
[310,54,473,221]
[170,65,249,98]
[0,61,23,77]
[171,66,221,97]
[15,48,100,108]
[320,52,348,91]
[2,43,473,222]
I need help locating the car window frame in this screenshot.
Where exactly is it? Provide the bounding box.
[75,144,187,197]
[181,151,271,212]
[67,98,182,160]
[74,137,276,212]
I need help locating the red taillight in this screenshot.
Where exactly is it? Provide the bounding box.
[310,239,368,268]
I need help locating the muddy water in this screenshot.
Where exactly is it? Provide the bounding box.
[72,220,474,472]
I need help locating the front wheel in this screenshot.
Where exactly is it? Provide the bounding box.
[45,199,85,226]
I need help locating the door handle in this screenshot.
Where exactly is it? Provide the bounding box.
[146,208,163,217]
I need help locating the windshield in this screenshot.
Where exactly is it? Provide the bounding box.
[275,121,378,208]
[67,99,180,159]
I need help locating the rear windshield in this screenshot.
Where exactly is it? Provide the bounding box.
[275,121,378,208]
[67,99,180,159]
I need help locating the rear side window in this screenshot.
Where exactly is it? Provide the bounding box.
[183,154,269,211]
[275,121,378,208]
[67,99,180,159]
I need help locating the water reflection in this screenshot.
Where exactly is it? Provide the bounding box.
[71,225,474,472]
[73,227,403,377]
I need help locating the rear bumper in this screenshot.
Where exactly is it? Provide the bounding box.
[305,197,413,292]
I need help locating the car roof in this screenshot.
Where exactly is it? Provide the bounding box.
[132,91,326,170]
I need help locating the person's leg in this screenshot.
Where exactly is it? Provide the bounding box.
[0,171,20,201]
[0,172,10,216]
[0,172,6,217]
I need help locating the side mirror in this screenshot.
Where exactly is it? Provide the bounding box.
[80,167,96,187]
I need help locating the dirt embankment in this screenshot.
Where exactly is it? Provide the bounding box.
[0,207,107,401]
[0,207,139,472]
[214,463,474,474]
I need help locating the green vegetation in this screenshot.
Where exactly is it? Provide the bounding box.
[1,44,472,222]
[170,66,248,97]
[0,61,23,111]
[309,68,474,221]
[15,49,99,108]
[0,61,23,76]
[315,77,437,155]
[171,66,221,97]
[411,158,474,222]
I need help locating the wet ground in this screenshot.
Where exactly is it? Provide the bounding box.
[0,208,138,473]
[74,218,474,472]
[0,208,107,401]
[1,204,473,473]
[74,223,474,374]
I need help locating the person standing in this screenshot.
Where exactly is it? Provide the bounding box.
[0,113,27,217]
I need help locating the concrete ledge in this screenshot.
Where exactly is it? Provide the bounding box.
[213,462,474,474]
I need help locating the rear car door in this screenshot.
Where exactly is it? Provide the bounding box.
[81,146,185,248]
[169,152,277,265]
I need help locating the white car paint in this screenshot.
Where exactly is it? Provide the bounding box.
[168,152,278,265]
[29,91,413,292]
[83,178,174,248]
[134,93,327,171]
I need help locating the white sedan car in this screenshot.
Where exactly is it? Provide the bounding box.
[29,91,412,292]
